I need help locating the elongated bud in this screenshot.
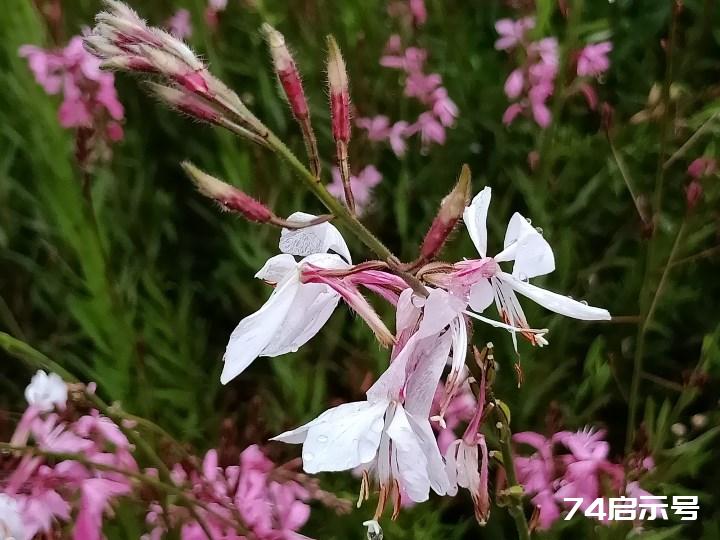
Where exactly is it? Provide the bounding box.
[419,164,472,261]
[181,162,274,223]
[263,23,320,178]
[147,82,221,122]
[263,24,308,119]
[327,35,350,144]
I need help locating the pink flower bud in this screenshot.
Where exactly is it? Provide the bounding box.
[687,157,717,179]
[685,180,703,211]
[327,36,350,144]
[182,162,274,223]
[420,165,472,261]
[263,24,309,120]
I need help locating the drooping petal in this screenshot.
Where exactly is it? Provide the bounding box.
[404,331,453,419]
[462,187,492,257]
[444,439,462,496]
[387,406,430,503]
[280,212,351,264]
[271,400,389,474]
[260,282,340,357]
[221,275,300,384]
[255,254,298,284]
[417,288,466,339]
[500,272,611,320]
[406,412,450,495]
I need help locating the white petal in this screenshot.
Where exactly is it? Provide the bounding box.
[366,335,415,402]
[273,401,388,474]
[280,212,352,264]
[417,288,465,339]
[387,406,430,502]
[468,279,494,312]
[261,282,340,357]
[495,213,555,278]
[501,272,611,320]
[444,439,462,496]
[220,276,300,384]
[407,412,450,495]
[404,331,453,419]
[395,288,421,335]
[255,254,297,284]
[462,187,492,257]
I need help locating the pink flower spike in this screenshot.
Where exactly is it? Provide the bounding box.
[494,17,535,51]
[577,41,613,77]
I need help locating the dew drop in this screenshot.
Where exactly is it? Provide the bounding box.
[525,218,532,224]
[580,300,589,306]
[317,435,328,443]
[535,227,544,235]
[518,272,529,283]
[411,295,426,308]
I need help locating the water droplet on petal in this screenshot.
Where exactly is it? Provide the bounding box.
[535,227,544,235]
[317,435,328,443]
[304,452,315,461]
[525,218,532,224]
[580,300,589,305]
[518,272,529,283]
[411,295,426,308]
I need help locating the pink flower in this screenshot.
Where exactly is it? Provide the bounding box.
[167,9,192,40]
[409,111,446,146]
[356,115,391,140]
[409,0,428,26]
[577,41,613,77]
[75,478,131,540]
[431,87,458,126]
[502,103,524,126]
[494,17,535,51]
[687,157,717,179]
[504,69,524,99]
[389,121,410,156]
[328,165,382,214]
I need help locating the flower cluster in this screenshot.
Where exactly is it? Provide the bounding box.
[1,371,135,540]
[357,32,458,154]
[496,15,612,127]
[514,428,654,529]
[144,446,314,539]
[327,165,382,215]
[20,35,124,165]
[495,17,558,128]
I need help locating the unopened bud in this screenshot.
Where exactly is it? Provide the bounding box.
[419,164,472,260]
[685,179,703,211]
[263,24,309,119]
[181,162,274,223]
[327,35,350,144]
[147,82,221,123]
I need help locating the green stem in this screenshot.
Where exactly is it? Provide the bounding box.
[494,402,531,540]
[625,220,686,453]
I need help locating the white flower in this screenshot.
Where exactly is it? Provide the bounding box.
[0,494,26,540]
[272,289,460,507]
[462,187,610,348]
[445,436,490,524]
[24,370,68,412]
[221,213,351,384]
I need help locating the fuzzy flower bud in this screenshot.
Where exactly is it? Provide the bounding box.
[327,35,350,144]
[420,164,472,261]
[147,82,220,123]
[263,23,308,119]
[685,180,703,211]
[181,162,274,223]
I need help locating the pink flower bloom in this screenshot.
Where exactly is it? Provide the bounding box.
[431,87,458,126]
[75,478,131,540]
[494,17,535,51]
[328,165,383,213]
[409,111,446,146]
[529,38,559,68]
[167,9,192,40]
[19,35,125,155]
[504,69,525,99]
[688,157,717,179]
[405,71,442,101]
[409,0,428,26]
[502,103,524,125]
[389,121,410,156]
[356,115,391,140]
[577,42,612,77]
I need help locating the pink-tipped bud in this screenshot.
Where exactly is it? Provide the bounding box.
[327,36,350,144]
[263,23,309,119]
[181,162,274,223]
[147,83,221,123]
[685,180,703,211]
[420,164,472,261]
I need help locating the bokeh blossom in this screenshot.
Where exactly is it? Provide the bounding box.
[328,165,383,214]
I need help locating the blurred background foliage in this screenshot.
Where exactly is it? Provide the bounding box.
[1,0,719,538]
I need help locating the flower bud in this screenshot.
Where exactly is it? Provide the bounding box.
[685,179,703,211]
[419,164,472,261]
[181,162,274,223]
[147,82,221,123]
[327,35,350,144]
[263,24,309,120]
